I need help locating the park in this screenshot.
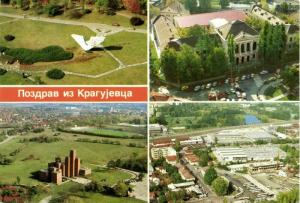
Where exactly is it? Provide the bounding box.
[0,0,147,85]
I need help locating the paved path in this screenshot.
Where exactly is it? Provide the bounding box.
[0,135,17,145]
[257,79,283,101]
[268,93,288,101]
[0,12,146,35]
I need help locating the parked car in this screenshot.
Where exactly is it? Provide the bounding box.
[260,70,269,75]
[194,85,201,92]
[225,78,229,84]
[206,83,212,89]
[200,85,205,90]
[251,73,255,78]
[241,75,246,80]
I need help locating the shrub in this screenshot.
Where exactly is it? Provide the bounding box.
[4,35,15,41]
[0,68,7,75]
[44,4,63,17]
[130,17,144,26]
[106,9,116,15]
[0,46,8,52]
[69,9,84,19]
[83,8,92,14]
[46,68,65,79]
[5,46,73,64]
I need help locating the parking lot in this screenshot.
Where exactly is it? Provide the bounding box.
[157,72,274,101]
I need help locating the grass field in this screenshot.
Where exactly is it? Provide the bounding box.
[103,32,147,65]
[36,64,147,85]
[0,129,146,202]
[0,16,13,22]
[0,18,147,84]
[0,72,35,85]
[0,137,145,185]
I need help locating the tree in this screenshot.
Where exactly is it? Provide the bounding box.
[277,188,299,203]
[204,167,218,185]
[123,0,141,13]
[280,66,299,92]
[227,34,235,76]
[96,0,108,11]
[212,177,229,196]
[198,151,210,166]
[219,0,229,9]
[160,48,179,83]
[113,182,129,197]
[207,47,228,77]
[107,0,119,10]
[174,140,181,152]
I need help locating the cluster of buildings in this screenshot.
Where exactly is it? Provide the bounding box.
[151,1,299,67]
[38,150,91,185]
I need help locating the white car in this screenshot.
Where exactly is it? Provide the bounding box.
[230,88,235,93]
[212,81,217,87]
[194,85,201,92]
[260,70,269,75]
[225,79,229,84]
[206,83,211,89]
[242,92,247,98]
[236,91,241,97]
[241,75,246,80]
[251,73,255,78]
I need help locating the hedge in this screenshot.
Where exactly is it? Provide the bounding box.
[4,46,73,64]
[0,68,7,75]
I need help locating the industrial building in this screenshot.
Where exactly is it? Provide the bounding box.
[38,149,91,184]
[213,146,286,164]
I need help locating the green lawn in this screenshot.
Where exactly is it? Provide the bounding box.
[89,168,132,184]
[0,138,145,185]
[0,72,35,85]
[36,64,147,85]
[103,32,147,65]
[265,86,286,99]
[0,16,13,23]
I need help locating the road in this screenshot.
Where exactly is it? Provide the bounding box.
[151,120,298,140]
[0,135,17,145]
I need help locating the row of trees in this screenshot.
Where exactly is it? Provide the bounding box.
[107,153,147,172]
[259,22,287,67]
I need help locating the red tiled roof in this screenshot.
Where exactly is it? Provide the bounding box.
[175,10,246,28]
[166,155,177,162]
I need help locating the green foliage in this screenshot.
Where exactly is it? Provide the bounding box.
[212,177,229,196]
[280,144,299,169]
[166,189,186,202]
[46,68,65,80]
[204,167,218,185]
[130,17,144,26]
[280,66,299,92]
[184,0,211,13]
[259,23,286,67]
[113,182,129,197]
[20,136,62,143]
[219,0,229,9]
[4,46,73,65]
[0,68,7,76]
[107,153,147,172]
[44,4,63,17]
[194,149,211,166]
